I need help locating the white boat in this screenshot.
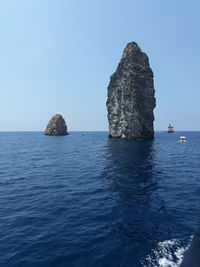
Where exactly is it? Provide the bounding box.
[177,136,186,143]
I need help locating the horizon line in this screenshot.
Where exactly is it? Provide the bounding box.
[0,130,199,133]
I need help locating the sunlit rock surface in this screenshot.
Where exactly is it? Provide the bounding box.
[106,42,156,140]
[45,114,68,136]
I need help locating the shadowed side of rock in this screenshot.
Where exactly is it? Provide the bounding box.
[45,114,68,136]
[106,42,156,140]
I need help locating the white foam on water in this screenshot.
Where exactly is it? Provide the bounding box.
[142,237,192,267]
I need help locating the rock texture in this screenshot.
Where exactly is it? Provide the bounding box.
[45,114,68,136]
[106,42,156,140]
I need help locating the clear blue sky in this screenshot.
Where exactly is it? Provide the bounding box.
[0,0,199,131]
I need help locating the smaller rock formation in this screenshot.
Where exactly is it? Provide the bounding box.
[45,114,68,136]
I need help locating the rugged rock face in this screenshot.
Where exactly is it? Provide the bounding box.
[45,114,68,136]
[106,42,156,140]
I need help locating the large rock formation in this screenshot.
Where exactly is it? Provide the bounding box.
[45,114,68,136]
[106,42,156,140]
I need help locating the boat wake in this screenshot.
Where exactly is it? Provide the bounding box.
[141,237,192,267]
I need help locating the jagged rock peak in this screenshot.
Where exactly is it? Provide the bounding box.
[45,114,68,136]
[106,41,156,140]
[122,42,141,57]
[121,42,149,65]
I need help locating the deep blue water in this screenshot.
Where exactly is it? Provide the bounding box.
[0,131,200,267]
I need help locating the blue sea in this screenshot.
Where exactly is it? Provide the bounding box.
[0,131,200,267]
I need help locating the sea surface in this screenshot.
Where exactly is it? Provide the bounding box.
[0,131,200,267]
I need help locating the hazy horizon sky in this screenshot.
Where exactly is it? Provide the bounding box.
[0,0,200,131]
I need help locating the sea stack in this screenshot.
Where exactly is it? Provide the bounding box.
[45,114,68,136]
[106,42,156,140]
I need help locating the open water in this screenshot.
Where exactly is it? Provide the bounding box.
[0,131,200,267]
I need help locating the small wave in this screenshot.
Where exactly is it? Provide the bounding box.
[142,237,192,267]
